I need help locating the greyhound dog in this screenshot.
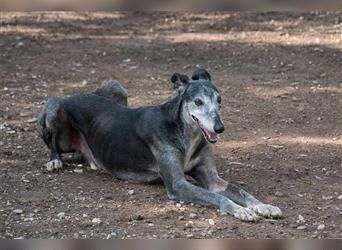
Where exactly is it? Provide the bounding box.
[37,69,282,221]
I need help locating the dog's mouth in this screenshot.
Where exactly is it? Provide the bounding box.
[191,115,218,143]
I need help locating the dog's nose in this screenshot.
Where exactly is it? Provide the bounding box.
[214,123,225,134]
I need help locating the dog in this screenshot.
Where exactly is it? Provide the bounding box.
[37,69,282,221]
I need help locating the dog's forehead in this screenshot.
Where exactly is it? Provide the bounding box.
[185,80,219,98]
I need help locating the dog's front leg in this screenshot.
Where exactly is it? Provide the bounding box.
[190,164,283,219]
[157,150,259,222]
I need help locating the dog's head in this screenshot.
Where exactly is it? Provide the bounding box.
[171,69,224,143]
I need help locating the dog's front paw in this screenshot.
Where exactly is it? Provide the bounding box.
[249,204,283,219]
[45,159,63,171]
[233,207,260,222]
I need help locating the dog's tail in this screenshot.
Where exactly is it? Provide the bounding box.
[93,80,128,106]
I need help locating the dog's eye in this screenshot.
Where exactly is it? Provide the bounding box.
[194,98,204,106]
[217,96,221,104]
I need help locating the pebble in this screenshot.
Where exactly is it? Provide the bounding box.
[57,212,65,219]
[74,169,83,173]
[275,191,284,197]
[178,216,184,221]
[317,224,325,230]
[337,195,342,200]
[297,215,305,223]
[26,118,37,123]
[189,213,197,219]
[13,209,23,214]
[314,175,322,181]
[92,218,101,224]
[185,221,193,228]
[208,219,215,226]
[322,195,333,200]
[128,190,134,195]
[16,41,24,47]
[296,226,307,230]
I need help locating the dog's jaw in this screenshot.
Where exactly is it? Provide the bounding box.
[191,115,217,143]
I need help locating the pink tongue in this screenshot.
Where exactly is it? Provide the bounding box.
[204,128,217,141]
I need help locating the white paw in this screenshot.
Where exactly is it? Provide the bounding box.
[249,204,283,218]
[233,207,260,222]
[45,159,63,171]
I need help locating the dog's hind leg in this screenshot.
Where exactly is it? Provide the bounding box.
[37,97,72,171]
[93,80,128,106]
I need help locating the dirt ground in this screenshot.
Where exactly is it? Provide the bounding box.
[0,12,341,239]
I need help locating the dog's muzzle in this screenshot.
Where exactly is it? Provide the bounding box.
[192,115,223,143]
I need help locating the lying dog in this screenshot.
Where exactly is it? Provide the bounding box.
[37,69,282,221]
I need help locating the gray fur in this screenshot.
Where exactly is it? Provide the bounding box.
[37,70,282,221]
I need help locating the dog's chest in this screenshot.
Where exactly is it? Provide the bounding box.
[183,132,202,172]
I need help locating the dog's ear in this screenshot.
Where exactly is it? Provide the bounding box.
[191,69,211,81]
[171,73,189,93]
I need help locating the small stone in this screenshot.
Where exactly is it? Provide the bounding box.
[26,118,37,123]
[314,175,322,181]
[275,191,284,197]
[92,218,101,224]
[337,195,342,200]
[189,213,197,219]
[208,219,215,226]
[317,224,325,230]
[13,209,23,214]
[128,190,134,195]
[57,212,65,219]
[176,203,181,208]
[74,169,83,173]
[322,195,333,200]
[178,216,184,221]
[185,221,193,228]
[297,226,307,230]
[297,215,305,223]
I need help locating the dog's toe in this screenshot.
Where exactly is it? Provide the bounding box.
[45,159,63,171]
[233,207,260,222]
[250,204,283,219]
